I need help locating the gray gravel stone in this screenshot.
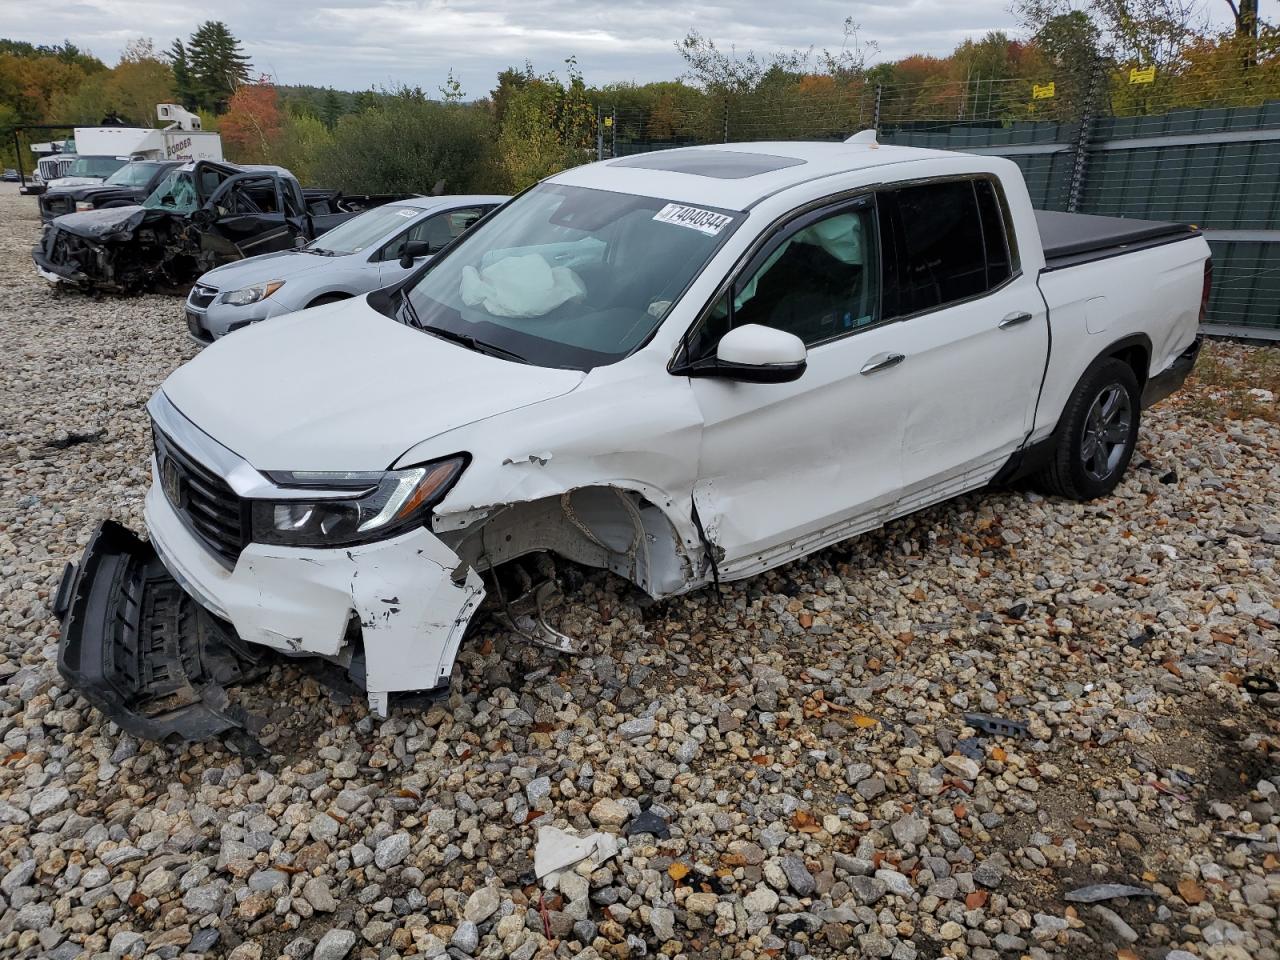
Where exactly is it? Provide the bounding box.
[450,920,479,954]
[312,929,357,960]
[373,832,411,869]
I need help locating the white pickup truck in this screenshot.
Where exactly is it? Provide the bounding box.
[55,136,1210,742]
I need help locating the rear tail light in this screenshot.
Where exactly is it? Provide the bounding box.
[1199,259,1213,323]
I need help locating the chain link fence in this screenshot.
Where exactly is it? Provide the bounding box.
[596,62,1280,337]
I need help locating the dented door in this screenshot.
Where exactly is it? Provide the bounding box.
[689,197,907,577]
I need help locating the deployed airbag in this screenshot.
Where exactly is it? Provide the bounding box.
[460,254,586,318]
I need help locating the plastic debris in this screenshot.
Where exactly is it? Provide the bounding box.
[533,825,620,880]
[625,808,672,839]
[964,713,1030,739]
[1065,883,1157,903]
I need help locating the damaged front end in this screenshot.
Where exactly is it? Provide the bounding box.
[54,520,270,744]
[33,207,201,295]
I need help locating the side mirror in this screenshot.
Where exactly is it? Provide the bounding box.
[398,240,432,268]
[712,324,807,383]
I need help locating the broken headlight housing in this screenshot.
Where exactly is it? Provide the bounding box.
[221,279,285,306]
[250,456,466,547]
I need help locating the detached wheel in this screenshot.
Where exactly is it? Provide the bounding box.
[1037,358,1140,501]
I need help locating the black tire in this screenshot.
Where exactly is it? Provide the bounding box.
[1036,357,1141,501]
[305,293,350,309]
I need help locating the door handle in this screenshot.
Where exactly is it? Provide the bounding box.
[860,352,905,375]
[999,311,1034,329]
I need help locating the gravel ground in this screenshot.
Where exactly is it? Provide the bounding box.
[2,183,1279,960]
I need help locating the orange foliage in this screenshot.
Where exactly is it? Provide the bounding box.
[218,81,282,163]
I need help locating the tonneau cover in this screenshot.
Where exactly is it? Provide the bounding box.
[1036,210,1198,270]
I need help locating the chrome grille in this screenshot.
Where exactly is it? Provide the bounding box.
[153,425,247,567]
[188,284,218,309]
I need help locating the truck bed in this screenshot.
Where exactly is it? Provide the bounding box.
[1036,210,1199,272]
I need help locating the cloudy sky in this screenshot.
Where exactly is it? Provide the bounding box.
[0,0,1238,96]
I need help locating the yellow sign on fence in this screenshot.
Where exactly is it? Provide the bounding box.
[1130,65,1157,84]
[1032,82,1056,100]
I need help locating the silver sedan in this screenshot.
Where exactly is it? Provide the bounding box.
[184,194,508,342]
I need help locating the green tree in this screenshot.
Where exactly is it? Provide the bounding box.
[322,87,342,128]
[183,21,251,112]
[439,69,464,103]
[310,88,496,194]
[166,38,195,108]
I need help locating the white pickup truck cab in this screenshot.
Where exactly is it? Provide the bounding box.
[55,137,1211,742]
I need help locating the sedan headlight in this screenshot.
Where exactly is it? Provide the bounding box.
[221,280,285,307]
[250,456,467,547]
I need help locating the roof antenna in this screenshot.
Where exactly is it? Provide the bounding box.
[845,129,879,148]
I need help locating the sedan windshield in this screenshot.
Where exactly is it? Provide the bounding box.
[306,205,426,255]
[68,156,129,178]
[401,183,739,370]
[105,161,165,187]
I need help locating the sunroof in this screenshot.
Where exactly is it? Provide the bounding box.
[610,149,806,179]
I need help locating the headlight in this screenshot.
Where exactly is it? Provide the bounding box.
[221,280,285,306]
[75,201,94,211]
[249,456,467,547]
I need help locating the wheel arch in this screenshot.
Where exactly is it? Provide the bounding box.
[439,483,702,600]
[1099,333,1152,392]
[305,291,353,309]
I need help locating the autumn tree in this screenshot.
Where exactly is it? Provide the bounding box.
[218,80,282,162]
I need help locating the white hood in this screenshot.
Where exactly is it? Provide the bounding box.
[161,297,585,471]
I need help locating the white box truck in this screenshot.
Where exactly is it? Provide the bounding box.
[43,105,223,191]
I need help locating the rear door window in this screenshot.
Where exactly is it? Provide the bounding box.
[883,180,999,317]
[975,178,1015,289]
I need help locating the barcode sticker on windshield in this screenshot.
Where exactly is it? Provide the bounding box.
[653,203,732,236]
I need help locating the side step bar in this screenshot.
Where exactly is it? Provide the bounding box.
[55,520,270,744]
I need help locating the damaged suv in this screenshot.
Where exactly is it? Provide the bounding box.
[33,159,402,294]
[55,139,1209,743]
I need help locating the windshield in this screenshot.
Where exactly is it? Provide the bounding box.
[143,170,199,214]
[105,162,164,187]
[307,205,426,255]
[401,184,738,369]
[68,156,128,178]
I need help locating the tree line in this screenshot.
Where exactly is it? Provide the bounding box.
[2,3,1277,189]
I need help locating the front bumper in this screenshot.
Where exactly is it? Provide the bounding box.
[55,476,486,740]
[1141,335,1202,408]
[186,299,278,343]
[32,242,86,287]
[54,520,270,743]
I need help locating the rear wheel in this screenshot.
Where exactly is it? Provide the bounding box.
[1037,358,1140,501]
